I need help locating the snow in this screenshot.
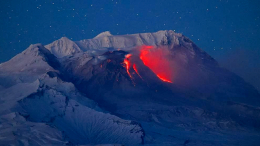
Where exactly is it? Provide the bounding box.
[0,74,144,145]
[45,37,82,58]
[75,30,179,51]
[0,113,67,146]
[94,31,113,39]
[0,80,39,114]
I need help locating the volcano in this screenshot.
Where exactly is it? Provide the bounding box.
[0,30,260,146]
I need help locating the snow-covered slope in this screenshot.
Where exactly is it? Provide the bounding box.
[0,73,144,146]
[0,44,58,73]
[0,30,260,146]
[0,40,145,145]
[0,44,59,88]
[94,31,113,39]
[45,37,82,58]
[76,30,182,51]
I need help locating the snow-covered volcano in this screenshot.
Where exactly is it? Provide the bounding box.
[0,30,260,146]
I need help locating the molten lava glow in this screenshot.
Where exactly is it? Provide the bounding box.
[124,54,132,78]
[156,75,173,83]
[140,45,173,83]
[133,63,142,79]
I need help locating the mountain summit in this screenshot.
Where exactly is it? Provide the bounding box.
[45,37,82,58]
[0,30,260,146]
[94,31,113,39]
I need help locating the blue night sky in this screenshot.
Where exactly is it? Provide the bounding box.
[0,0,260,90]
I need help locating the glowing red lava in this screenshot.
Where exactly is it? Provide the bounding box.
[133,63,142,79]
[156,75,172,83]
[124,54,132,78]
[122,46,173,83]
[139,45,173,83]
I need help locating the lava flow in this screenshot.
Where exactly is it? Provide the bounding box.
[139,45,173,83]
[157,75,172,83]
[124,54,133,78]
[123,45,173,83]
[133,63,142,79]
[123,54,143,80]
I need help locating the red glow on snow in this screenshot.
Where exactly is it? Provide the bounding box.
[124,54,132,78]
[139,45,173,83]
[133,63,142,79]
